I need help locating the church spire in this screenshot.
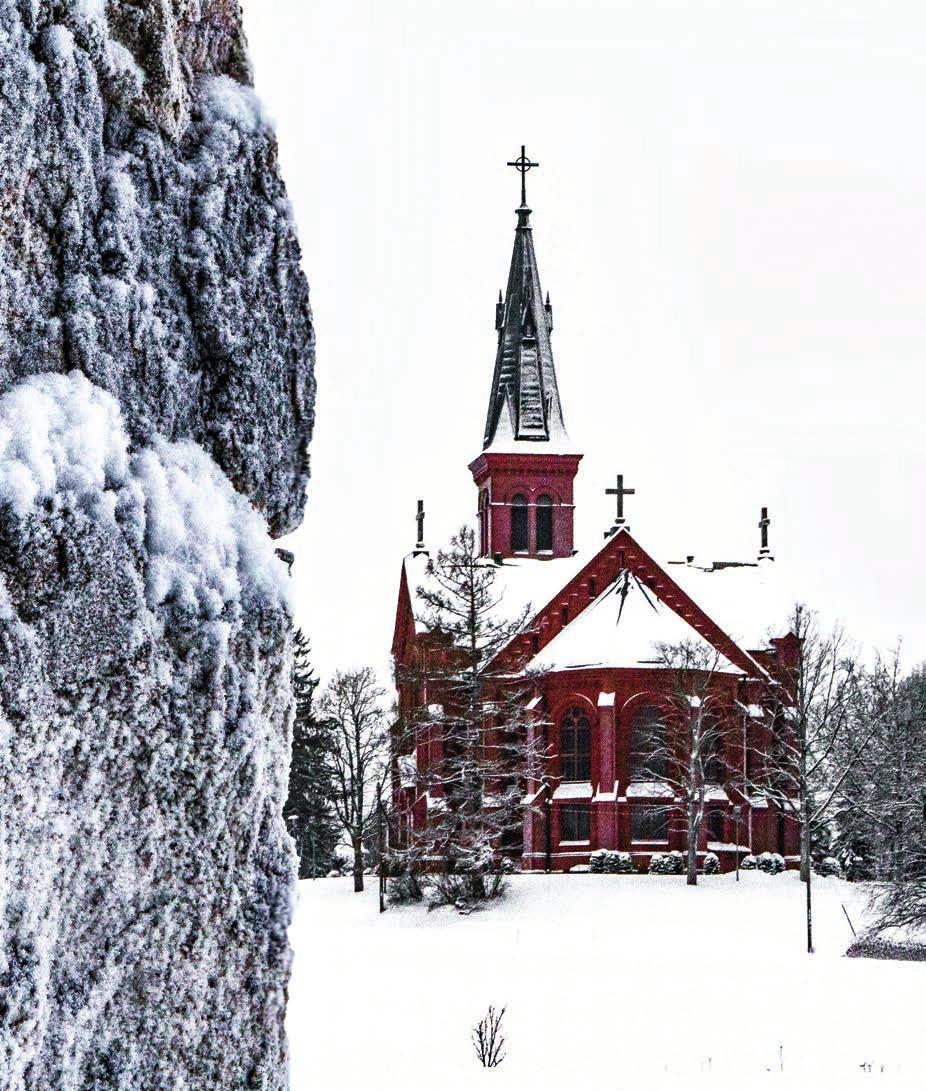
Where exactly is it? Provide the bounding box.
[482,147,568,450]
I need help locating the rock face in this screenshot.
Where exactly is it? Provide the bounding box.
[0,4,312,1088]
[0,0,314,536]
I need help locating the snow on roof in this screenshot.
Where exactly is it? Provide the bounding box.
[626,781,675,798]
[740,703,766,719]
[528,573,745,675]
[404,549,588,633]
[665,556,796,651]
[553,782,594,800]
[705,787,730,802]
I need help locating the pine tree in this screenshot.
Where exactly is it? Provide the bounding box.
[395,525,548,903]
[284,629,340,879]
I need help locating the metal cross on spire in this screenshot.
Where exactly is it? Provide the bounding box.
[413,499,428,556]
[507,145,539,207]
[605,474,636,535]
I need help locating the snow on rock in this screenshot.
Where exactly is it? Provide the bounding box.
[0,0,315,536]
[0,371,295,1088]
[0,4,312,1085]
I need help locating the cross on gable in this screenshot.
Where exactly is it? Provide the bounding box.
[758,506,771,555]
[507,145,539,207]
[605,474,636,529]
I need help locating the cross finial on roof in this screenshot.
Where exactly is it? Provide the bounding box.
[758,506,773,560]
[605,474,636,536]
[413,499,428,556]
[507,144,539,208]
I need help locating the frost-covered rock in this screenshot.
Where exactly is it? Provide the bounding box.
[0,373,296,1088]
[0,4,312,1087]
[0,0,314,535]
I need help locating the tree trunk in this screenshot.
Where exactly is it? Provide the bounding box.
[687,803,698,886]
[352,836,364,892]
[799,813,814,952]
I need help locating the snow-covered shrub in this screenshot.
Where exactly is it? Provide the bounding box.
[589,849,608,873]
[569,863,591,873]
[846,936,926,962]
[703,852,720,875]
[649,851,685,875]
[740,854,759,870]
[387,871,425,905]
[604,850,637,874]
[756,852,786,875]
[816,856,843,878]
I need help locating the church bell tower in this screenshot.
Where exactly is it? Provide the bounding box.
[468,147,582,560]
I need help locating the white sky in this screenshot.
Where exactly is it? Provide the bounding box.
[243,1,926,685]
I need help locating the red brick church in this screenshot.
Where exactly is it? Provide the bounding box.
[391,151,800,873]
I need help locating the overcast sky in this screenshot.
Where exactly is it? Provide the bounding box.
[243,1,926,684]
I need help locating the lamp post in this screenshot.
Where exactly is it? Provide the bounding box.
[733,805,742,882]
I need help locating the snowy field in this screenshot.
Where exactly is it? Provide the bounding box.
[288,873,922,1091]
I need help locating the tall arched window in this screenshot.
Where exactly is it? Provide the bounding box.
[478,488,490,555]
[536,494,553,552]
[560,706,591,781]
[630,705,666,780]
[511,494,528,552]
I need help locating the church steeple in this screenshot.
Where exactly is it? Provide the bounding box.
[469,149,582,561]
[483,155,568,450]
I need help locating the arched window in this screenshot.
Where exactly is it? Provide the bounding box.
[536,494,553,552]
[560,706,591,781]
[630,705,666,780]
[511,494,528,552]
[478,488,490,555]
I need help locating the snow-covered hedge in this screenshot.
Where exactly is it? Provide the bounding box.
[846,937,926,962]
[816,856,843,878]
[740,854,758,870]
[702,852,720,875]
[649,851,685,875]
[589,849,638,874]
[756,852,786,874]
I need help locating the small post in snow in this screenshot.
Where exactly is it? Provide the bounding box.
[733,804,742,882]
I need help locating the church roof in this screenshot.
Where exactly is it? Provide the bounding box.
[397,527,793,679]
[527,570,745,675]
[482,204,571,452]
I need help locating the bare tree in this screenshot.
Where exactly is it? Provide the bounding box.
[835,653,926,882]
[846,661,926,935]
[637,640,738,886]
[320,668,390,892]
[747,604,876,952]
[472,1005,507,1068]
[393,525,549,902]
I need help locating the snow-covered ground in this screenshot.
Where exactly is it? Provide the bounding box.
[288,873,922,1091]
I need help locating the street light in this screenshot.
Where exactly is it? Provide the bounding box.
[733,805,743,882]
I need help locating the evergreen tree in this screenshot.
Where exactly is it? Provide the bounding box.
[394,525,548,903]
[284,629,340,878]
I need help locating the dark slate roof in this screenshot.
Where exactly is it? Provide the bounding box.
[482,205,569,449]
